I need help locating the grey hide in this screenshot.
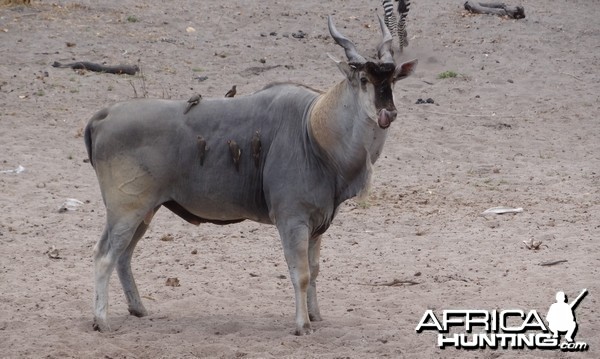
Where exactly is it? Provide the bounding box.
[85,15,417,336]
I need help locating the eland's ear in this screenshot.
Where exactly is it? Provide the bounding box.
[327,53,340,63]
[328,53,356,80]
[336,61,355,79]
[394,59,418,82]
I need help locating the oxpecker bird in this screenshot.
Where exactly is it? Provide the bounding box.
[227,139,241,171]
[197,135,207,165]
[184,94,202,114]
[225,85,237,98]
[251,131,261,168]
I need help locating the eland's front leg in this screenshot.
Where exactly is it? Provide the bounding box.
[307,235,322,322]
[278,224,312,335]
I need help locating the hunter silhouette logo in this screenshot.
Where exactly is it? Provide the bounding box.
[415,289,589,351]
[546,289,587,343]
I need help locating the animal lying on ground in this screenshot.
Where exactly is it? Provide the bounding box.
[84,15,417,336]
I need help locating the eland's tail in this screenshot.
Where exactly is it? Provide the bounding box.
[84,123,94,167]
[84,107,110,168]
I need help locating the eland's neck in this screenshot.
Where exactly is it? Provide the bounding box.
[308,80,388,201]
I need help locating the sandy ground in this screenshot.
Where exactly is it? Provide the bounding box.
[1,0,599,358]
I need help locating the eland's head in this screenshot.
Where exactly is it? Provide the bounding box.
[328,15,417,129]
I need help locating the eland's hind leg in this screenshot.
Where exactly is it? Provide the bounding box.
[93,211,154,332]
[92,226,112,331]
[91,154,165,331]
[116,207,159,318]
[93,219,138,331]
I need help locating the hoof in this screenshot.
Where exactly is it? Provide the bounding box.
[128,307,148,318]
[309,312,323,322]
[294,323,314,336]
[92,318,111,332]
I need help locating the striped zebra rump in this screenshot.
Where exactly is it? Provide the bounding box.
[381,0,410,53]
[397,0,410,51]
[382,0,398,42]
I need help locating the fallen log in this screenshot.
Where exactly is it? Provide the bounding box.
[52,61,139,75]
[464,1,525,19]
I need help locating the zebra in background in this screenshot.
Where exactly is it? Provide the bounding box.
[382,0,410,53]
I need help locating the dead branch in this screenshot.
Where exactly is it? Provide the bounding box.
[539,259,568,267]
[464,1,525,19]
[2,0,31,5]
[52,61,139,75]
[362,279,421,287]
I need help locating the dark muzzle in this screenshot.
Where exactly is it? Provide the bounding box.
[377,109,397,129]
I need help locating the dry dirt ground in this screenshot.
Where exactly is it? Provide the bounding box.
[1,0,598,358]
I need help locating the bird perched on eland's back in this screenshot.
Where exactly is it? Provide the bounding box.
[184,94,202,114]
[225,85,237,98]
[227,139,241,171]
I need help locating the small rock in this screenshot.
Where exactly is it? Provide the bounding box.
[191,249,198,255]
[269,31,277,36]
[165,277,180,287]
[58,198,83,213]
[46,246,61,259]
[523,238,543,250]
[292,30,306,39]
[426,98,435,104]
[160,234,174,241]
